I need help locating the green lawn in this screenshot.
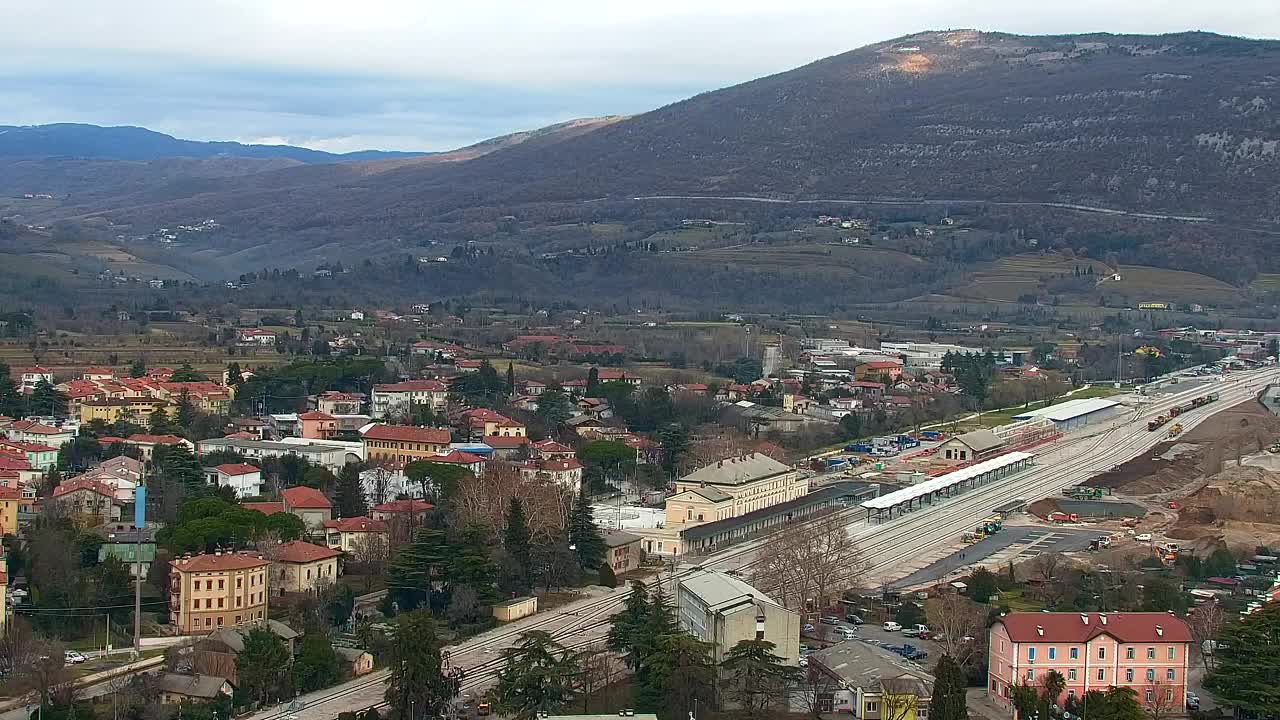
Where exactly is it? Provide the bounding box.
[998,587,1045,612]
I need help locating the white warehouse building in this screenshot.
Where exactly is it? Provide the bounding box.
[1009,397,1121,431]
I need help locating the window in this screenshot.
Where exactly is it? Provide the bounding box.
[1070,647,1079,660]
[192,600,199,610]
[865,703,879,714]
[1097,669,1105,681]
[1048,647,1056,660]
[1146,669,1155,682]
[235,615,241,624]
[1125,669,1134,682]
[1099,647,1107,660]
[205,618,211,627]
[217,598,224,609]
[1145,690,1153,703]
[236,597,242,607]
[1147,647,1155,660]
[1068,669,1077,681]
[218,579,224,590]
[1067,691,1076,699]
[1166,669,1175,682]
[1000,640,1005,652]
[1026,669,1035,681]
[237,578,242,589]
[1028,647,1036,661]
[205,599,212,609]
[205,580,213,590]
[1166,690,1174,702]
[1168,647,1176,660]
[217,617,224,626]
[1126,647,1135,660]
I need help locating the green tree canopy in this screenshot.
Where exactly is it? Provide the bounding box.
[567,487,605,571]
[494,631,582,719]
[719,639,803,719]
[930,655,969,720]
[384,610,463,720]
[235,627,292,707]
[1207,602,1280,716]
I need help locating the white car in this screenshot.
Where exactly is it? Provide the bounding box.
[883,621,902,632]
[1135,533,1153,542]
[63,651,86,664]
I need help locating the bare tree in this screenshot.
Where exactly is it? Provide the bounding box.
[879,677,929,720]
[1143,681,1179,720]
[365,463,395,507]
[924,593,987,666]
[350,533,389,590]
[1185,603,1225,671]
[751,513,869,614]
[798,665,841,717]
[572,644,622,713]
[455,461,570,536]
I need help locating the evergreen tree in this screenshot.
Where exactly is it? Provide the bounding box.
[506,363,516,396]
[658,423,689,476]
[598,562,617,588]
[607,580,651,671]
[156,443,208,497]
[387,527,451,611]
[0,363,23,418]
[586,367,601,397]
[385,610,463,720]
[44,466,62,495]
[128,359,146,378]
[333,462,368,518]
[930,655,969,720]
[169,363,205,382]
[494,631,582,719]
[567,487,605,571]
[226,362,243,386]
[642,632,717,720]
[535,382,573,429]
[291,631,341,693]
[719,639,804,719]
[149,406,177,434]
[29,379,68,418]
[1207,601,1280,716]
[175,391,198,432]
[503,498,533,593]
[236,627,292,707]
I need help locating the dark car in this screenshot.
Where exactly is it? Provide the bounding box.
[845,614,865,625]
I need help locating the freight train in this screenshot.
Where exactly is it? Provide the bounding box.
[1147,392,1220,431]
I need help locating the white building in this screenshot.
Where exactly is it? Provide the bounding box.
[371,380,449,418]
[205,463,264,498]
[675,569,800,665]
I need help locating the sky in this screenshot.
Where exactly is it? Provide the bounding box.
[2,1,1278,153]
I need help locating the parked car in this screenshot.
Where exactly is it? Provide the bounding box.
[1136,533,1153,542]
[883,621,902,632]
[802,623,816,633]
[820,615,841,625]
[835,626,859,640]
[64,651,86,664]
[798,657,809,668]
[902,624,930,638]
[845,613,865,625]
[893,644,929,661]
[1186,693,1200,711]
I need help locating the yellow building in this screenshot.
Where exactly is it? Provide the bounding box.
[666,453,807,525]
[80,398,169,425]
[321,516,389,552]
[0,550,8,631]
[169,551,270,634]
[0,486,18,537]
[857,677,931,720]
[270,541,340,594]
[360,424,451,464]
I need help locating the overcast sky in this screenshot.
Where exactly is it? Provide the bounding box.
[2,1,1278,153]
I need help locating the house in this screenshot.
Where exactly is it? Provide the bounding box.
[518,458,584,492]
[124,433,194,461]
[14,366,54,392]
[51,477,122,522]
[229,417,268,440]
[157,381,232,415]
[937,429,1006,463]
[205,464,264,499]
[675,569,800,665]
[565,415,607,437]
[336,647,375,677]
[594,368,640,386]
[0,440,59,471]
[521,380,546,396]
[0,486,18,535]
[281,486,333,530]
[483,434,530,459]
[809,639,934,716]
[493,596,538,622]
[315,391,363,416]
[459,409,527,439]
[270,540,340,594]
[79,397,169,425]
[575,397,613,419]
[5,420,75,448]
[988,612,1193,711]
[603,529,643,574]
[169,551,271,634]
[455,360,483,373]
[855,360,904,383]
[156,673,234,705]
[531,439,575,460]
[371,380,449,418]
[322,516,389,552]
[236,328,276,345]
[361,424,451,464]
[349,310,365,321]
[370,498,433,523]
[298,411,338,440]
[425,450,486,476]
[197,437,361,472]
[95,525,156,577]
[80,367,116,382]
[667,453,806,525]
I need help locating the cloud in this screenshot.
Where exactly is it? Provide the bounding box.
[1,0,1277,151]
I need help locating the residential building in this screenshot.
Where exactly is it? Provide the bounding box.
[51,478,122,522]
[0,486,18,535]
[95,525,156,578]
[169,551,271,634]
[321,516,389,552]
[79,397,169,425]
[298,411,338,440]
[855,360,905,383]
[125,433,194,461]
[4,420,74,448]
[459,408,526,439]
[236,328,276,345]
[205,464,264,499]
[315,391,363,416]
[675,568,800,665]
[518,458,584,492]
[281,486,333,530]
[484,434,530,459]
[424,449,485,475]
[371,380,448,419]
[603,529,643,574]
[196,437,362,472]
[531,439,575,459]
[370,498,433,523]
[156,673,235,705]
[156,382,232,415]
[361,424,451,464]
[270,540,340,594]
[14,366,54,392]
[668,453,807,524]
[810,639,934,717]
[988,612,1193,710]
[336,647,375,677]
[0,440,59,471]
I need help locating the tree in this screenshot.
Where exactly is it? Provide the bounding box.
[598,562,617,588]
[503,498,533,593]
[535,382,573,429]
[128,359,146,378]
[925,594,986,666]
[493,631,582,719]
[895,602,926,628]
[386,527,451,611]
[967,567,999,603]
[751,513,869,614]
[385,610,463,720]
[29,379,68,418]
[608,580,651,671]
[333,462,369,518]
[586,367,601,397]
[235,627,291,707]
[1186,603,1225,671]
[657,422,689,476]
[292,632,341,692]
[1206,601,1280,716]
[643,632,717,720]
[169,363,206,382]
[1077,687,1145,720]
[1041,669,1067,708]
[719,639,803,719]
[506,363,517,397]
[567,487,605,572]
[577,440,637,493]
[930,655,968,720]
[227,361,243,386]
[839,412,863,441]
[0,363,23,418]
[404,459,472,501]
[175,392,198,432]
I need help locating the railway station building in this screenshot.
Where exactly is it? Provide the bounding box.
[860,451,1035,521]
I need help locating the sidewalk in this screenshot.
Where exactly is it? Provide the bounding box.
[968,688,1012,720]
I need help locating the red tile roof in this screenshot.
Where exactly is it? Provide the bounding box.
[272,540,340,564]
[0,441,58,453]
[0,454,32,471]
[8,421,64,435]
[242,501,286,515]
[531,439,573,453]
[860,360,902,369]
[223,432,256,440]
[373,380,447,393]
[538,458,582,472]
[126,434,186,445]
[172,551,271,572]
[322,516,388,533]
[97,436,128,444]
[361,424,450,444]
[298,411,335,421]
[483,435,528,449]
[214,463,261,476]
[994,612,1193,644]
[281,485,332,509]
[371,498,434,514]
[53,477,117,500]
[0,486,19,500]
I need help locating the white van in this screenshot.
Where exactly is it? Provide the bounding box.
[883,621,902,632]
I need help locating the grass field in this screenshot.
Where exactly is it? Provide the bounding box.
[686,243,920,273]
[1250,273,1280,292]
[952,254,1242,305]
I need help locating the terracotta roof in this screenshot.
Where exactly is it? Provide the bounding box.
[298,411,335,421]
[371,498,434,514]
[532,439,573,453]
[373,380,447,392]
[322,516,388,533]
[97,436,128,444]
[272,540,340,564]
[430,450,485,465]
[860,360,902,369]
[171,551,271,572]
[53,477,117,499]
[361,424,450,444]
[8,421,64,435]
[242,501,285,515]
[126,433,186,445]
[0,454,32,471]
[995,612,1193,644]
[224,432,256,440]
[539,458,583,472]
[0,486,19,500]
[483,435,529,448]
[214,463,260,476]
[281,485,332,509]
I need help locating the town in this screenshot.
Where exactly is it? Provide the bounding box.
[1,306,1280,720]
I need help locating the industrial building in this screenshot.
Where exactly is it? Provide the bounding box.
[1010,397,1121,431]
[676,569,800,666]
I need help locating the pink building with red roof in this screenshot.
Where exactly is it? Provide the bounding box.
[988,612,1193,710]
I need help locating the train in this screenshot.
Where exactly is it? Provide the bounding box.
[1147,392,1219,431]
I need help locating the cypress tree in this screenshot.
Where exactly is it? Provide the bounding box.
[504,498,533,593]
[567,487,605,571]
[930,654,969,720]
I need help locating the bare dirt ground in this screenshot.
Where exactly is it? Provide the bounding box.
[1169,465,1280,551]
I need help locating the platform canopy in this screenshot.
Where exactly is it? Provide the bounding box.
[860,451,1034,511]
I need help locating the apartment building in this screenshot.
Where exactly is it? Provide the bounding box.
[371,380,448,418]
[360,424,451,464]
[270,540,340,594]
[988,612,1193,710]
[169,551,271,634]
[675,568,800,666]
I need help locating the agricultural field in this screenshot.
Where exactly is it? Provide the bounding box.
[1249,273,1280,292]
[685,242,921,273]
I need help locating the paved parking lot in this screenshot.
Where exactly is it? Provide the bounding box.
[799,620,942,664]
[889,525,1101,589]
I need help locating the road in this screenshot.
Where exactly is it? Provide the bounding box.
[238,367,1278,720]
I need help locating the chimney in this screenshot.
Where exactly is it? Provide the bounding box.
[1081,614,1089,625]
[1036,625,1044,637]
[1100,613,1108,625]
[215,548,223,556]
[1156,625,1164,637]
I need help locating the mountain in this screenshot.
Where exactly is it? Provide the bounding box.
[0,123,427,162]
[10,30,1280,288]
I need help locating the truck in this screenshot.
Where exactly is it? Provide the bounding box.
[845,443,873,453]
[919,430,944,442]
[896,434,920,448]
[872,436,899,448]
[1167,423,1184,438]
[1063,485,1105,499]
[980,516,1003,534]
[1049,511,1080,523]
[827,458,851,471]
